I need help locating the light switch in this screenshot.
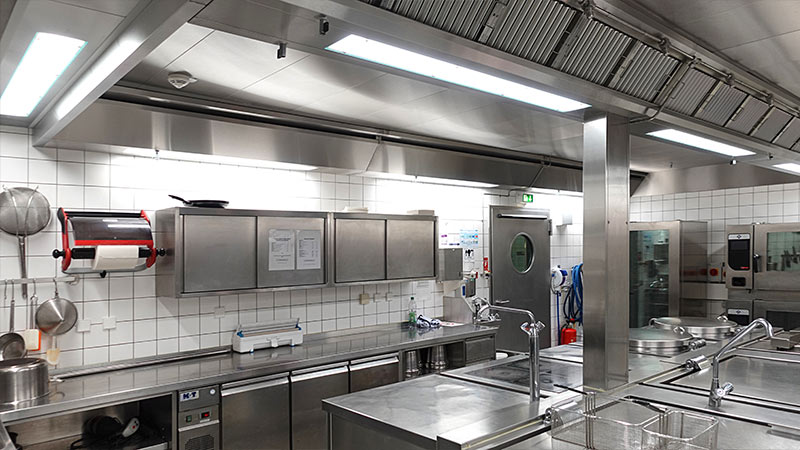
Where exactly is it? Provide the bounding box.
[214,307,226,318]
[359,293,370,305]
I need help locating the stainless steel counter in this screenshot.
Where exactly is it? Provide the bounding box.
[325,331,800,450]
[0,324,495,423]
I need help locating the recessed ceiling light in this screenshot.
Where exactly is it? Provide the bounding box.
[326,34,590,113]
[122,148,317,171]
[647,129,755,157]
[774,163,800,174]
[0,33,86,117]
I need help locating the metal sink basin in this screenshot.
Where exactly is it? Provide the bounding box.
[664,353,800,409]
[443,354,582,395]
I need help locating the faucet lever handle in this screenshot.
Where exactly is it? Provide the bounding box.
[716,382,734,398]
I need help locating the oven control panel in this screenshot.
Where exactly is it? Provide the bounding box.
[726,226,754,290]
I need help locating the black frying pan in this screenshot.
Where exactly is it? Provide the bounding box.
[169,195,229,208]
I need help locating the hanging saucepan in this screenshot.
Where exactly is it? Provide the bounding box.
[0,186,51,347]
[168,195,228,208]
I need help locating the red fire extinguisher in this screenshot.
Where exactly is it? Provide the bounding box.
[560,324,577,344]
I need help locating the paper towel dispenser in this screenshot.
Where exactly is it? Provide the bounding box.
[52,209,165,276]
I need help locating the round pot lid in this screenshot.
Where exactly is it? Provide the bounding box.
[650,316,737,339]
[629,326,694,349]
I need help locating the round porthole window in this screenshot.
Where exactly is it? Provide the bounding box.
[510,233,534,273]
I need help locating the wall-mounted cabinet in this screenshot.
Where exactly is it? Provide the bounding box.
[157,208,328,298]
[156,209,437,297]
[332,213,437,285]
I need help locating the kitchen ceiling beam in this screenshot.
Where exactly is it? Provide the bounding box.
[30,0,209,147]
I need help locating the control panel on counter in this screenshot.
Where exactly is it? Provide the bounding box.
[178,385,220,450]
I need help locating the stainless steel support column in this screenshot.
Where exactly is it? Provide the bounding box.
[582,113,630,391]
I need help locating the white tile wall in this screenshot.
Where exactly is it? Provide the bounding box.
[632,184,800,263]
[0,127,584,367]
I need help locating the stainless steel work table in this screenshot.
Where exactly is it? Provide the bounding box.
[0,324,495,423]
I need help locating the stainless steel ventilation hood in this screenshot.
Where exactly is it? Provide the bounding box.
[49,91,610,191]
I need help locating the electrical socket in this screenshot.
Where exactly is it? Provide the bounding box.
[359,293,370,305]
[76,319,91,333]
[102,316,116,330]
[214,307,226,318]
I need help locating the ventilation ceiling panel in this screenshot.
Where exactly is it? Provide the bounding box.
[553,19,632,85]
[693,84,746,125]
[608,42,679,102]
[725,96,769,134]
[774,117,800,148]
[380,0,497,41]
[752,107,792,142]
[484,0,577,64]
[663,69,716,116]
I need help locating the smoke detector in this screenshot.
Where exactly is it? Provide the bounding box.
[167,71,197,89]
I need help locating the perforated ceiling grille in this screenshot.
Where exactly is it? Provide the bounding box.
[553,20,632,84]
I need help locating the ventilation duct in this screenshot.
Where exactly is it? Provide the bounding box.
[552,19,632,85]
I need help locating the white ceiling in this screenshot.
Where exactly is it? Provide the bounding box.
[628,0,800,100]
[122,24,732,173]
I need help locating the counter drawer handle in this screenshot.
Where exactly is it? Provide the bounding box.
[291,366,349,382]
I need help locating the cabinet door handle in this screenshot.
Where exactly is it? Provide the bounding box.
[291,366,349,382]
[350,357,399,372]
[222,378,288,396]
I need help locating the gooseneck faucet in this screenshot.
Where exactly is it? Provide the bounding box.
[708,318,774,408]
[477,302,545,403]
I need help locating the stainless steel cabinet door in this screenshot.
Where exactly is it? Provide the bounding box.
[349,355,400,392]
[183,215,256,293]
[257,216,326,288]
[221,376,290,450]
[386,219,435,279]
[335,219,385,282]
[290,364,349,450]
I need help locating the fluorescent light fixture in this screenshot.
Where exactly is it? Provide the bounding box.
[122,148,317,171]
[774,163,800,174]
[415,176,497,188]
[326,34,590,113]
[0,32,86,117]
[647,129,755,157]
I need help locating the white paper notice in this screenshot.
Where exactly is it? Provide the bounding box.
[296,230,322,270]
[269,229,295,271]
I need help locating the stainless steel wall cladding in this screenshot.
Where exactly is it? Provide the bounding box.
[607,42,679,102]
[752,107,792,142]
[378,0,498,41]
[663,69,716,116]
[725,96,769,134]
[773,117,800,148]
[482,0,577,64]
[553,19,632,84]
[695,83,747,126]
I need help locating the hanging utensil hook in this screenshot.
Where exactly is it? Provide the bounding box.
[52,278,59,298]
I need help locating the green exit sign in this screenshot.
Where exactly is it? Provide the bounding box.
[522,193,534,203]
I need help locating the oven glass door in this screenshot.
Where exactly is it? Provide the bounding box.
[754,223,800,291]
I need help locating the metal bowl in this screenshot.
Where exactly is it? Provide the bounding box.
[35,297,78,336]
[0,358,49,405]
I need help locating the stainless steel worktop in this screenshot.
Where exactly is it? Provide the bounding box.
[0,324,494,423]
